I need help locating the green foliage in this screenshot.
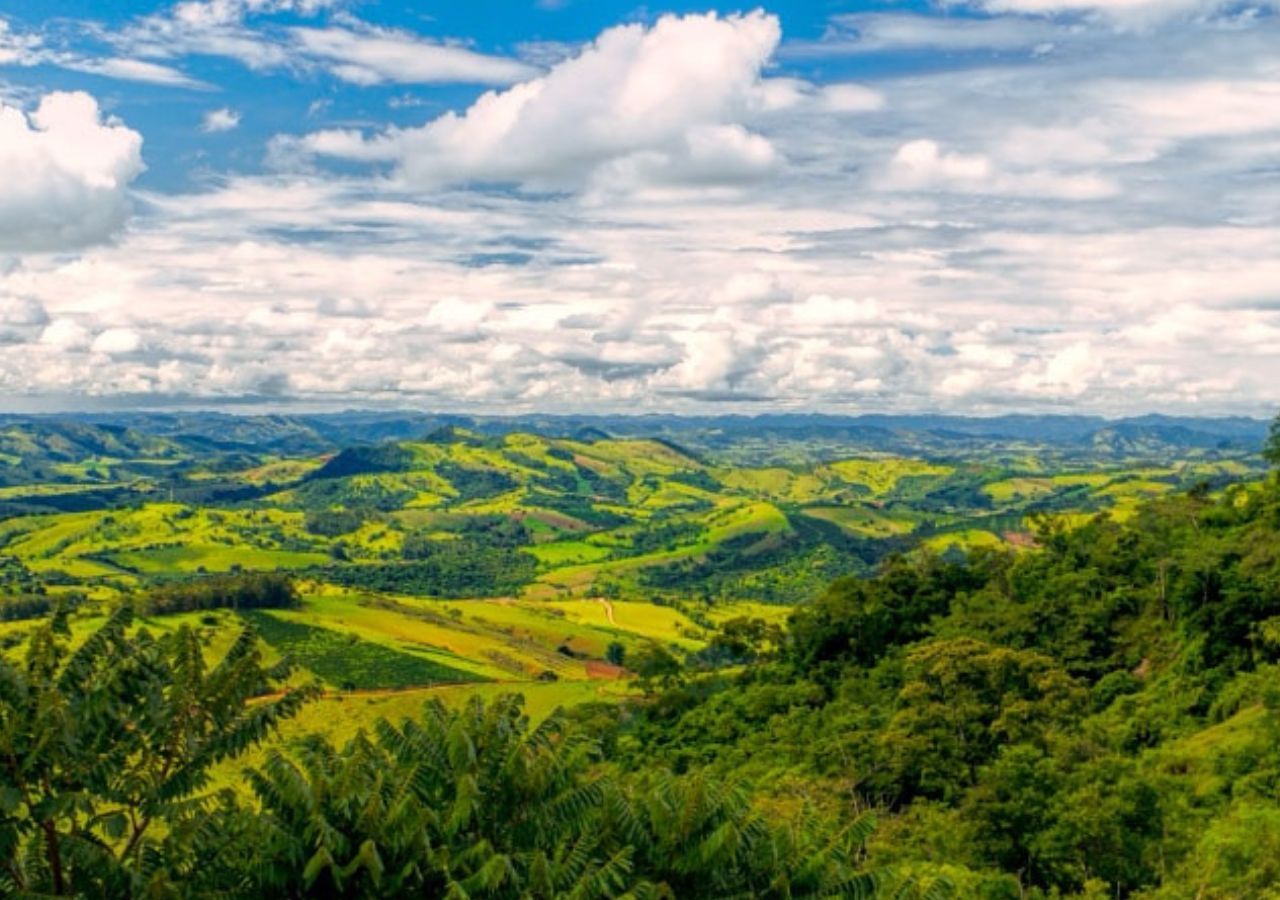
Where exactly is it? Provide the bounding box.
[631,642,684,695]
[0,606,314,896]
[304,506,367,537]
[0,593,66,622]
[605,641,626,666]
[1264,412,1280,470]
[878,638,1085,802]
[318,544,537,597]
[437,461,519,501]
[605,479,1280,898]
[788,555,981,673]
[195,694,901,898]
[311,444,414,480]
[145,570,299,615]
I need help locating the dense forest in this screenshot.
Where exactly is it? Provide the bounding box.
[2,424,1280,897]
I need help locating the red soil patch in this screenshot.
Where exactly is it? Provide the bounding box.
[585,660,628,680]
[1002,531,1039,549]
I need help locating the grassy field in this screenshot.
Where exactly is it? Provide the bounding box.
[800,505,916,537]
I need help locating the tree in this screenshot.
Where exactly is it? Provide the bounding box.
[1266,412,1280,471]
[605,641,627,667]
[205,693,900,898]
[0,604,315,896]
[878,638,1085,801]
[711,616,782,664]
[960,744,1063,887]
[631,643,683,694]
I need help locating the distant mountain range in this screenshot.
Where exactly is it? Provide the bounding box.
[0,412,1269,470]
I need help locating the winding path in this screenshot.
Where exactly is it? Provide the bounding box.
[597,597,617,626]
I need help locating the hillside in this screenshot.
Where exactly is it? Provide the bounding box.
[0,426,1261,610]
[594,469,1280,898]
[2,422,1278,897]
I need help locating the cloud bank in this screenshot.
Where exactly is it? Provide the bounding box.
[0,92,144,252]
[0,6,1278,415]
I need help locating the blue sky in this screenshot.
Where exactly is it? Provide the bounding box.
[1,0,1278,414]
[0,1,941,191]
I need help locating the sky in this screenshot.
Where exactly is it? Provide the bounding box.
[0,0,1278,416]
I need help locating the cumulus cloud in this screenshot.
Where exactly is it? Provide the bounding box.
[91,327,142,355]
[0,295,49,327]
[202,107,242,132]
[285,11,784,192]
[0,92,145,252]
[40,318,92,350]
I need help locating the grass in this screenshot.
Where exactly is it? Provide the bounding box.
[278,590,569,681]
[921,529,1005,554]
[527,540,614,566]
[252,680,635,760]
[716,468,829,504]
[0,482,129,500]
[801,505,915,537]
[242,609,484,690]
[824,458,954,498]
[982,477,1059,504]
[542,599,705,647]
[701,601,793,628]
[109,545,328,574]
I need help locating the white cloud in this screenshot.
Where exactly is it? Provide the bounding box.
[0,92,145,252]
[819,83,887,113]
[110,0,334,69]
[91,327,142,355]
[291,25,537,85]
[1102,79,1280,140]
[889,139,993,186]
[2,6,1279,415]
[202,107,242,132]
[287,11,783,192]
[1,16,205,87]
[423,296,494,332]
[0,295,48,327]
[0,16,43,65]
[107,0,535,88]
[64,57,209,88]
[972,0,1273,25]
[40,318,92,350]
[787,13,1069,54]
[884,139,1116,199]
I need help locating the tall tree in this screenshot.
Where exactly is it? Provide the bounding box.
[0,605,315,896]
